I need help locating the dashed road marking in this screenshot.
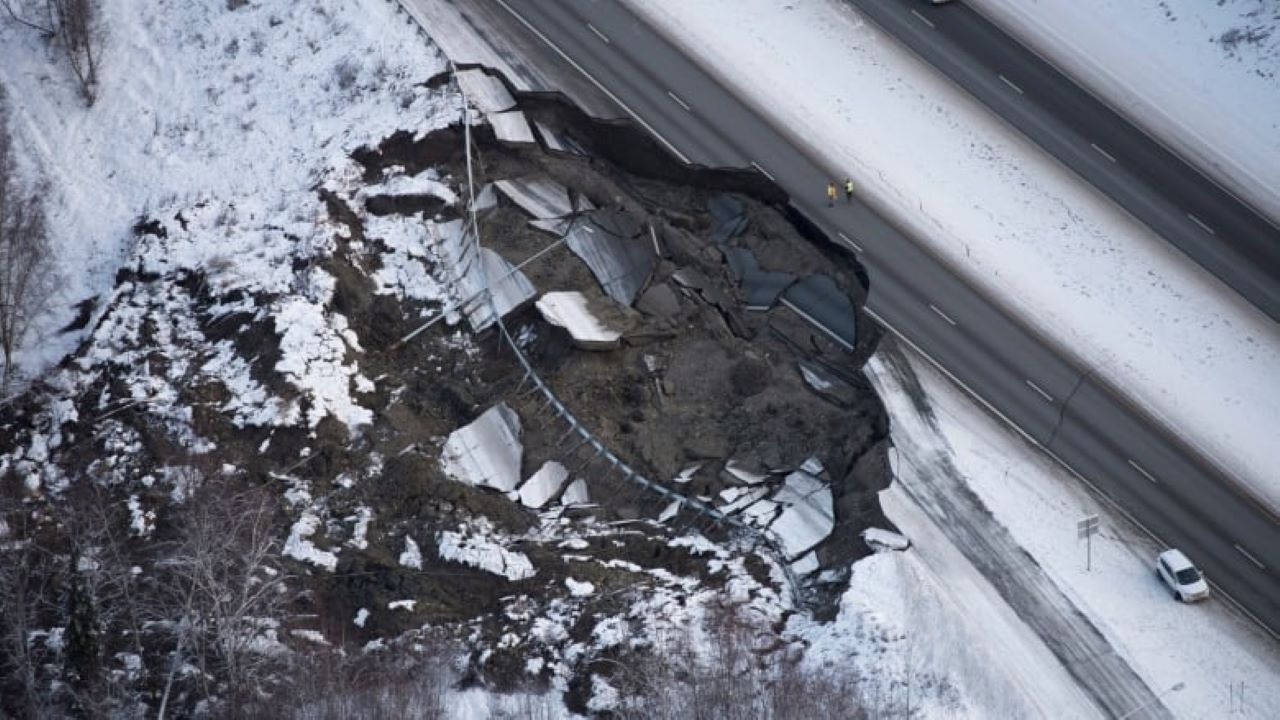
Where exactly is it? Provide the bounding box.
[1235,544,1266,570]
[667,90,691,111]
[837,231,862,253]
[1187,213,1216,235]
[999,74,1024,95]
[492,0,691,163]
[1128,459,1158,484]
[1090,143,1117,163]
[750,161,775,182]
[929,304,957,326]
[910,9,935,28]
[1025,379,1054,403]
[586,23,610,44]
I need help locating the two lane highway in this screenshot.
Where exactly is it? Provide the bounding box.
[483,0,1279,645]
[853,0,1280,322]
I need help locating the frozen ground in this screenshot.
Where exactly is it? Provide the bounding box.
[626,0,1280,514]
[796,513,1097,718]
[866,344,1280,719]
[970,0,1280,223]
[0,0,453,387]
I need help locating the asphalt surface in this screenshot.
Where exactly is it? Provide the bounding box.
[405,0,1279,644]
[850,0,1280,323]
[880,346,1169,718]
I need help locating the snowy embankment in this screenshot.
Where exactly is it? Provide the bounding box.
[866,346,1280,719]
[626,0,1280,512]
[0,0,452,387]
[795,515,1094,718]
[969,0,1280,223]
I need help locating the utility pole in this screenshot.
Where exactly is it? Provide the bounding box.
[1077,514,1100,571]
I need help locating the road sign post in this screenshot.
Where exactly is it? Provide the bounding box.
[1077,514,1100,571]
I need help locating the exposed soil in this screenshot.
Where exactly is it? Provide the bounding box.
[0,79,896,714]
[353,99,894,617]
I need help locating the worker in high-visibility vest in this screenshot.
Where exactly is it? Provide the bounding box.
[826,181,837,207]
[844,177,855,204]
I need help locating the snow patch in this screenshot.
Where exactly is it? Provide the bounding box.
[284,512,338,572]
[437,530,536,581]
[399,536,423,570]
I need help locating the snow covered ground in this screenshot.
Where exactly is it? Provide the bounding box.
[866,345,1280,719]
[796,513,1098,718]
[0,0,454,386]
[970,0,1280,223]
[626,0,1280,513]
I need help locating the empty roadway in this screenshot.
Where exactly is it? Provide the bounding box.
[850,0,1280,322]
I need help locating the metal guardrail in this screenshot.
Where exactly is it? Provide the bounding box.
[426,57,804,602]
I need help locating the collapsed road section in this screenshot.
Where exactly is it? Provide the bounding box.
[0,55,902,717]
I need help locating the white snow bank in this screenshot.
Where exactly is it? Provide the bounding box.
[798,533,1082,718]
[626,0,1280,513]
[867,347,1280,719]
[440,403,523,492]
[970,0,1280,222]
[437,530,536,581]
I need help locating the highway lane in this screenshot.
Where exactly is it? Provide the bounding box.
[850,0,1280,322]
[478,0,1280,642]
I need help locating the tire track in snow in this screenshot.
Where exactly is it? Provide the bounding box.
[874,342,1170,719]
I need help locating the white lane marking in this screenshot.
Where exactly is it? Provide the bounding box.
[475,0,1279,642]
[586,23,610,44]
[1127,459,1158,484]
[837,231,862,253]
[1187,213,1216,235]
[1235,544,1266,570]
[1090,143,1117,163]
[929,304,958,326]
[999,74,1024,95]
[1025,379,1054,403]
[667,90,691,112]
[492,0,691,164]
[864,303,1276,640]
[910,9,935,28]
[750,161,775,182]
[779,298,855,351]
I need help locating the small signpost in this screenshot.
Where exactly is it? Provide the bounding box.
[1077,514,1100,571]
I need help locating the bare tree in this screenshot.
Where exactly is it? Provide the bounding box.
[0,505,57,717]
[1,0,100,105]
[154,477,289,719]
[1,0,53,34]
[0,83,54,386]
[45,0,99,105]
